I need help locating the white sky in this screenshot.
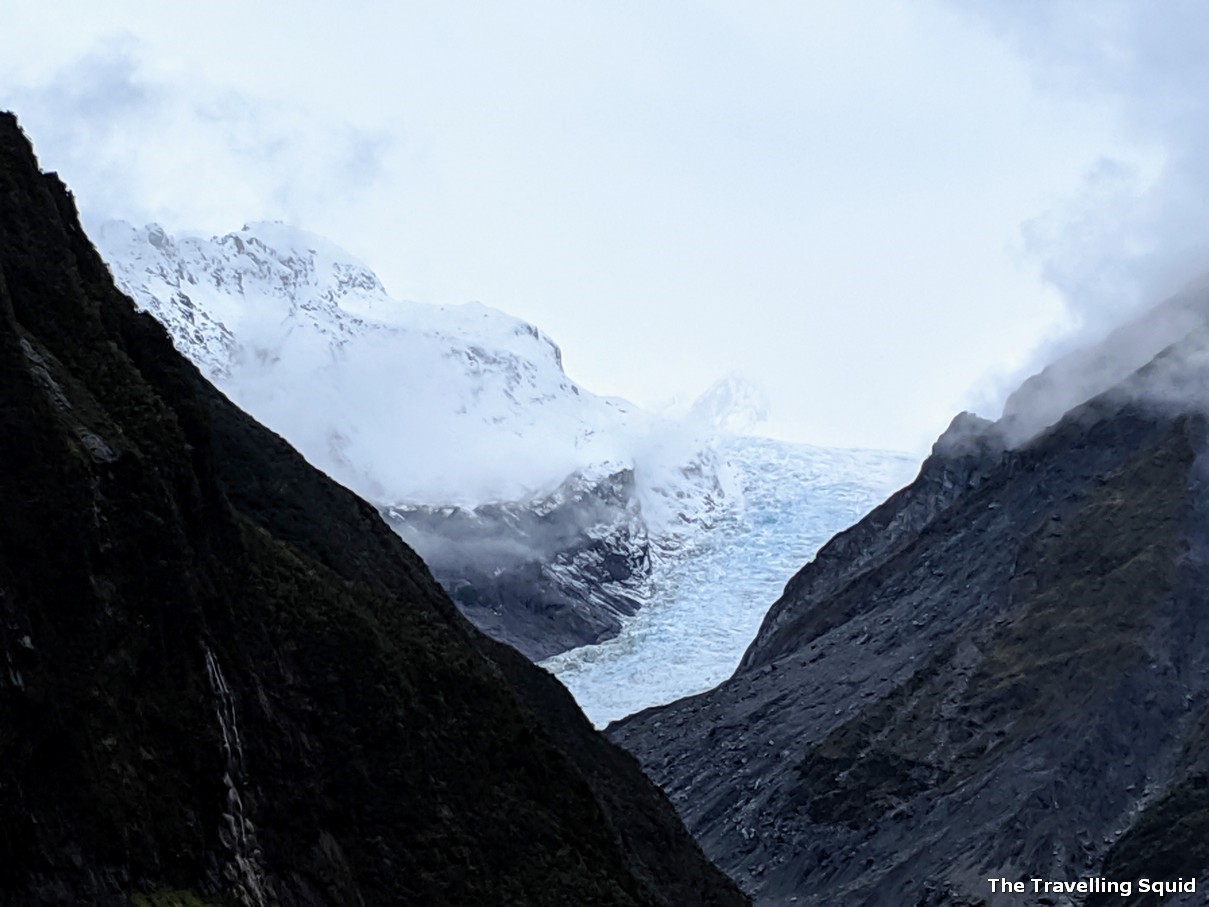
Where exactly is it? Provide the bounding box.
[2,1,1199,454]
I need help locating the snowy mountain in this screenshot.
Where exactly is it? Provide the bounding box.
[95,220,914,677]
[95,219,642,506]
[94,220,757,655]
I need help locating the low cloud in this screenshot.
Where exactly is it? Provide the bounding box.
[979,1,1209,328]
[8,36,392,237]
[956,2,1209,432]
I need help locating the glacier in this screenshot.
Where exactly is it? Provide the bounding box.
[541,436,916,726]
[94,218,917,720]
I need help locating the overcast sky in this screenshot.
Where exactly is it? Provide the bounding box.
[2,1,1201,453]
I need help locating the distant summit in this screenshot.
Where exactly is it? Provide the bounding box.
[96,219,752,659]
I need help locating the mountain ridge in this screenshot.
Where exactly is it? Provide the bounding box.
[94,216,636,506]
[95,217,758,660]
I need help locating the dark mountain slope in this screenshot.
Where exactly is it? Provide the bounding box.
[612,321,1209,904]
[0,113,746,906]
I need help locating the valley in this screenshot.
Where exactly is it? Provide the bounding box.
[91,201,1209,907]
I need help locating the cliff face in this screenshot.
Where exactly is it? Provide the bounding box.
[612,321,1209,902]
[0,113,746,907]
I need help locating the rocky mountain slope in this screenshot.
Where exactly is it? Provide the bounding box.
[381,465,652,660]
[0,112,746,906]
[611,289,1209,904]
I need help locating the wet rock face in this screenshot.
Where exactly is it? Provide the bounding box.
[0,113,747,907]
[383,468,651,660]
[612,378,1209,904]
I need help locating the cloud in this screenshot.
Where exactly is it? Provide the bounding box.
[963,1,1209,342]
[6,37,164,212]
[4,7,1167,454]
[7,36,392,236]
[929,1,1209,442]
[29,34,159,123]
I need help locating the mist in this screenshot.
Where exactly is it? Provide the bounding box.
[965,1,1209,430]
[97,220,764,525]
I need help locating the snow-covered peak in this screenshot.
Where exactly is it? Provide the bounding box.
[96,219,568,369]
[94,220,661,505]
[686,373,771,435]
[95,219,386,316]
[96,217,919,687]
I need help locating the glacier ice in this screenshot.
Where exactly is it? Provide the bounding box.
[541,436,917,727]
[96,218,919,723]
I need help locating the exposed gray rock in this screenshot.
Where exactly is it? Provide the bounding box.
[382,468,651,660]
